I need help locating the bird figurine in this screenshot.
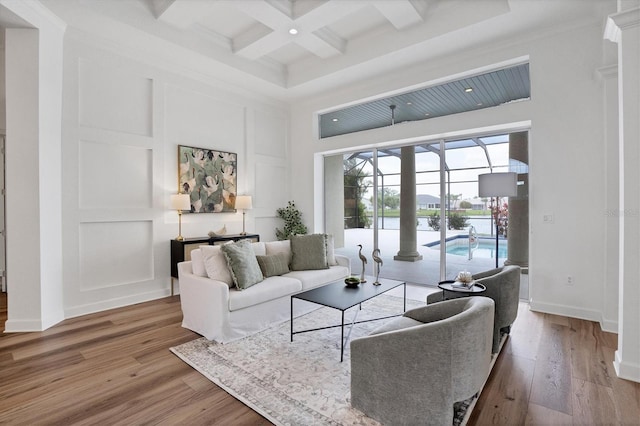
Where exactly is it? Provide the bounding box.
[372,248,383,286]
[208,225,227,238]
[357,244,367,283]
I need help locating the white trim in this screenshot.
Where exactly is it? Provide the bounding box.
[4,319,44,332]
[529,299,601,323]
[0,0,67,32]
[605,7,640,43]
[614,350,640,382]
[63,288,173,319]
[600,316,618,334]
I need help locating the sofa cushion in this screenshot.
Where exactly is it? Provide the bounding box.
[265,240,292,265]
[200,245,234,286]
[285,265,350,290]
[256,253,290,277]
[228,276,302,311]
[190,249,208,277]
[290,234,329,271]
[251,241,266,256]
[221,240,264,290]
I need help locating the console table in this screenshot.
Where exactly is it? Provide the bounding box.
[170,233,260,294]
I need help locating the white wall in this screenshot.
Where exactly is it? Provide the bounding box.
[3,0,66,331]
[59,29,290,318]
[290,21,614,327]
[0,33,5,132]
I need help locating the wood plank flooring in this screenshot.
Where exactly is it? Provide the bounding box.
[1,293,638,425]
[468,303,640,425]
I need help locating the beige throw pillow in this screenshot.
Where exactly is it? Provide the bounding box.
[190,249,208,277]
[200,245,234,287]
[265,240,292,266]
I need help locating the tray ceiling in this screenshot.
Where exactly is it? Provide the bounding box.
[10,0,609,100]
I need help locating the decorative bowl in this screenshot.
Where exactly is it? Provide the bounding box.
[344,277,360,288]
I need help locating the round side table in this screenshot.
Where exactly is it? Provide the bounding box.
[437,280,486,300]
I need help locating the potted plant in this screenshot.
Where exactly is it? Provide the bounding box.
[275,201,308,240]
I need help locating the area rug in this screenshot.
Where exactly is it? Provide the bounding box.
[170,295,476,425]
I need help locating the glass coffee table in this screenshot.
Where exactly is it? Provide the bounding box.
[291,277,406,362]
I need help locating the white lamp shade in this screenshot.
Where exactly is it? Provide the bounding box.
[170,193,191,211]
[235,195,253,210]
[478,172,518,197]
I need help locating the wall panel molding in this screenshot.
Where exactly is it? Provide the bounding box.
[78,58,154,136]
[79,220,154,290]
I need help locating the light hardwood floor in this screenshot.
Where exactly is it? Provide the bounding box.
[0,292,638,425]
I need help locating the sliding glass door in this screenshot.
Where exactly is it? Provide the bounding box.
[325,131,528,288]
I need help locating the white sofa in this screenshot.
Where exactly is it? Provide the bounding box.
[178,239,350,343]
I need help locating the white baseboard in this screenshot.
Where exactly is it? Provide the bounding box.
[3,307,65,333]
[600,316,618,333]
[529,299,601,323]
[530,300,620,334]
[614,350,640,383]
[64,289,171,319]
[4,318,46,332]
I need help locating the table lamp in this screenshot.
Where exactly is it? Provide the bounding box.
[170,193,191,241]
[235,195,253,235]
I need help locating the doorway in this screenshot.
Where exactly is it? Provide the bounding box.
[326,131,529,296]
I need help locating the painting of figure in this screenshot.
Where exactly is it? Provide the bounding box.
[178,145,237,213]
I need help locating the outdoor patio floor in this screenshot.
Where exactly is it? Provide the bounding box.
[335,228,529,300]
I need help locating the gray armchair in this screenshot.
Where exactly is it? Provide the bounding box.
[350,297,494,426]
[427,265,521,353]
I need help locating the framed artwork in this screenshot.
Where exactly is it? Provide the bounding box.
[178,145,237,213]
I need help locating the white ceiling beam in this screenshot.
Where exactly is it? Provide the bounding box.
[155,0,218,29]
[233,0,357,60]
[234,28,291,60]
[264,0,294,19]
[234,0,292,29]
[374,0,426,30]
[232,0,297,59]
[149,0,175,18]
[294,0,366,32]
[297,28,344,58]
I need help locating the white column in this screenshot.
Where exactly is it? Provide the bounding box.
[505,132,528,268]
[394,146,422,262]
[2,1,66,332]
[324,155,345,248]
[605,6,640,382]
[598,63,620,333]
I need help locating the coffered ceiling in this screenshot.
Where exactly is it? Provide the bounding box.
[6,0,609,100]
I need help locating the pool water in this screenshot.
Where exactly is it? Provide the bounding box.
[446,239,508,259]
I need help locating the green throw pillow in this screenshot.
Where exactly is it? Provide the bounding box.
[221,240,264,290]
[290,234,329,271]
[256,253,290,277]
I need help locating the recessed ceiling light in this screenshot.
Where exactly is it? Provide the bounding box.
[289,28,298,35]
[425,113,430,116]
[464,87,473,93]
[476,102,483,106]
[332,118,339,122]
[406,102,412,105]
